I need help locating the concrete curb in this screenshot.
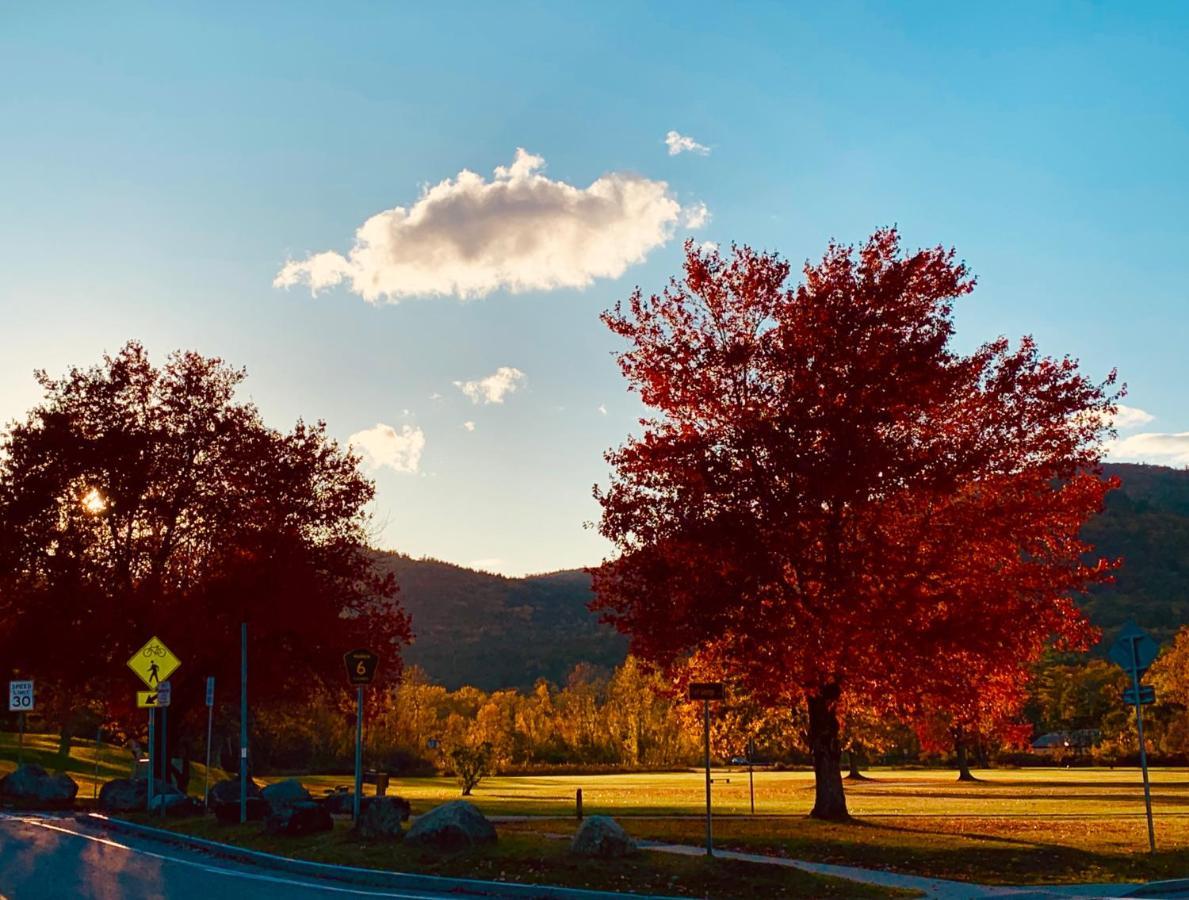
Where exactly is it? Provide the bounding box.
[1122,880,1189,898]
[83,813,666,899]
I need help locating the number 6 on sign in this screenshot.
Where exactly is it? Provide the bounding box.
[344,649,379,685]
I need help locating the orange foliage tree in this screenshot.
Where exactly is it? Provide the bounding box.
[592,230,1118,819]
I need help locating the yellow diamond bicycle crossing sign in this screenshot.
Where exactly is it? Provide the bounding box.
[127,636,180,689]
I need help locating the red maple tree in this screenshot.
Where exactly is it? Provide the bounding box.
[592,230,1118,819]
[0,342,411,778]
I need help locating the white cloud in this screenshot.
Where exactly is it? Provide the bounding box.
[454,366,526,404]
[665,130,710,156]
[463,421,476,432]
[1106,432,1189,466]
[275,148,703,302]
[1113,404,1155,429]
[348,423,425,474]
[695,239,719,254]
[597,403,607,416]
[681,201,710,230]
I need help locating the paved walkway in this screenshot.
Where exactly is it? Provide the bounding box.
[641,841,1144,899]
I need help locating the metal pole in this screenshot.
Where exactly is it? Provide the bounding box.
[93,726,103,800]
[205,692,214,810]
[241,622,248,824]
[161,707,168,817]
[353,685,364,823]
[147,709,155,813]
[749,759,755,816]
[703,698,712,857]
[17,712,24,766]
[1131,637,1156,852]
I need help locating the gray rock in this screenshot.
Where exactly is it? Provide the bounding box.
[98,778,178,813]
[405,800,496,851]
[570,816,638,858]
[354,796,410,841]
[0,764,78,809]
[321,792,375,816]
[264,800,333,836]
[261,779,311,809]
[209,777,261,805]
[150,793,203,817]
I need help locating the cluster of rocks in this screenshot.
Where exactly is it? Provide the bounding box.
[0,764,79,809]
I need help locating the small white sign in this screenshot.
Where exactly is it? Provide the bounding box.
[156,681,172,707]
[205,676,215,707]
[8,680,34,712]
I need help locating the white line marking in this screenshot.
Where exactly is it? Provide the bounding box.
[0,814,448,899]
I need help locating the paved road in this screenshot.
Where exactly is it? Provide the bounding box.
[0,814,490,900]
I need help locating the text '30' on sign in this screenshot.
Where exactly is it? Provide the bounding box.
[344,649,379,685]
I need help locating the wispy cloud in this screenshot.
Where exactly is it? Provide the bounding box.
[275,149,704,302]
[463,421,476,432]
[1106,431,1189,466]
[348,423,425,473]
[665,130,710,156]
[1113,404,1155,429]
[682,201,711,229]
[597,403,607,416]
[454,367,526,405]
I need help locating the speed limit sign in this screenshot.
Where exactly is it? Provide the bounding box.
[8,680,34,712]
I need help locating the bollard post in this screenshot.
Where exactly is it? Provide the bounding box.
[576,787,583,820]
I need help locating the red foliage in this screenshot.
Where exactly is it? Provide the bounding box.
[592,230,1118,818]
[0,342,411,735]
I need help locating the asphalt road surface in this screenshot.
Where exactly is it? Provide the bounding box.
[0,813,498,900]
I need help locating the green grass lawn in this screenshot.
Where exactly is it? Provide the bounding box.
[126,814,907,898]
[5,732,1188,888]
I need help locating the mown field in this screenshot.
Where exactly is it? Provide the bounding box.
[4,732,1189,888]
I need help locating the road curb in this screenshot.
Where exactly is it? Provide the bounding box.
[83,813,664,899]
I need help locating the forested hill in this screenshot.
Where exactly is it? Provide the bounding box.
[1084,462,1189,646]
[381,462,1189,690]
[373,554,625,690]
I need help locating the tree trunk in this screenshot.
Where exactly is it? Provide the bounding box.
[807,684,850,820]
[845,746,870,781]
[955,734,977,782]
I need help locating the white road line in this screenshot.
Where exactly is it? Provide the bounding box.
[0,814,450,899]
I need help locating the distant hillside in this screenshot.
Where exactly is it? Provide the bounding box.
[383,463,1189,689]
[1084,463,1189,646]
[374,554,625,690]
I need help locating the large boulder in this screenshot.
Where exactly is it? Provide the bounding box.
[209,777,261,805]
[322,792,375,816]
[264,800,333,836]
[213,796,269,824]
[405,800,496,851]
[261,779,311,810]
[150,793,203,818]
[354,796,410,841]
[98,778,179,813]
[0,764,78,809]
[570,816,638,858]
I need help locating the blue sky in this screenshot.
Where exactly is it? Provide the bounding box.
[2,2,1187,575]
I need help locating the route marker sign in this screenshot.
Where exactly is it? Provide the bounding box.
[688,682,725,701]
[8,680,33,712]
[1123,685,1156,706]
[128,636,181,688]
[343,648,379,685]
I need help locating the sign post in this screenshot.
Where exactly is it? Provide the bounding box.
[748,739,756,816]
[344,649,380,824]
[1109,622,1160,853]
[8,680,33,766]
[204,676,215,809]
[147,708,155,813]
[128,637,180,815]
[688,682,725,857]
[241,623,248,825]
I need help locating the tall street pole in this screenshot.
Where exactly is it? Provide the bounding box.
[353,685,364,823]
[240,622,248,824]
[1131,636,1156,852]
[703,698,712,857]
[147,709,155,813]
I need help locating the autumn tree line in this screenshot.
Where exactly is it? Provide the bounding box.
[0,229,1148,820]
